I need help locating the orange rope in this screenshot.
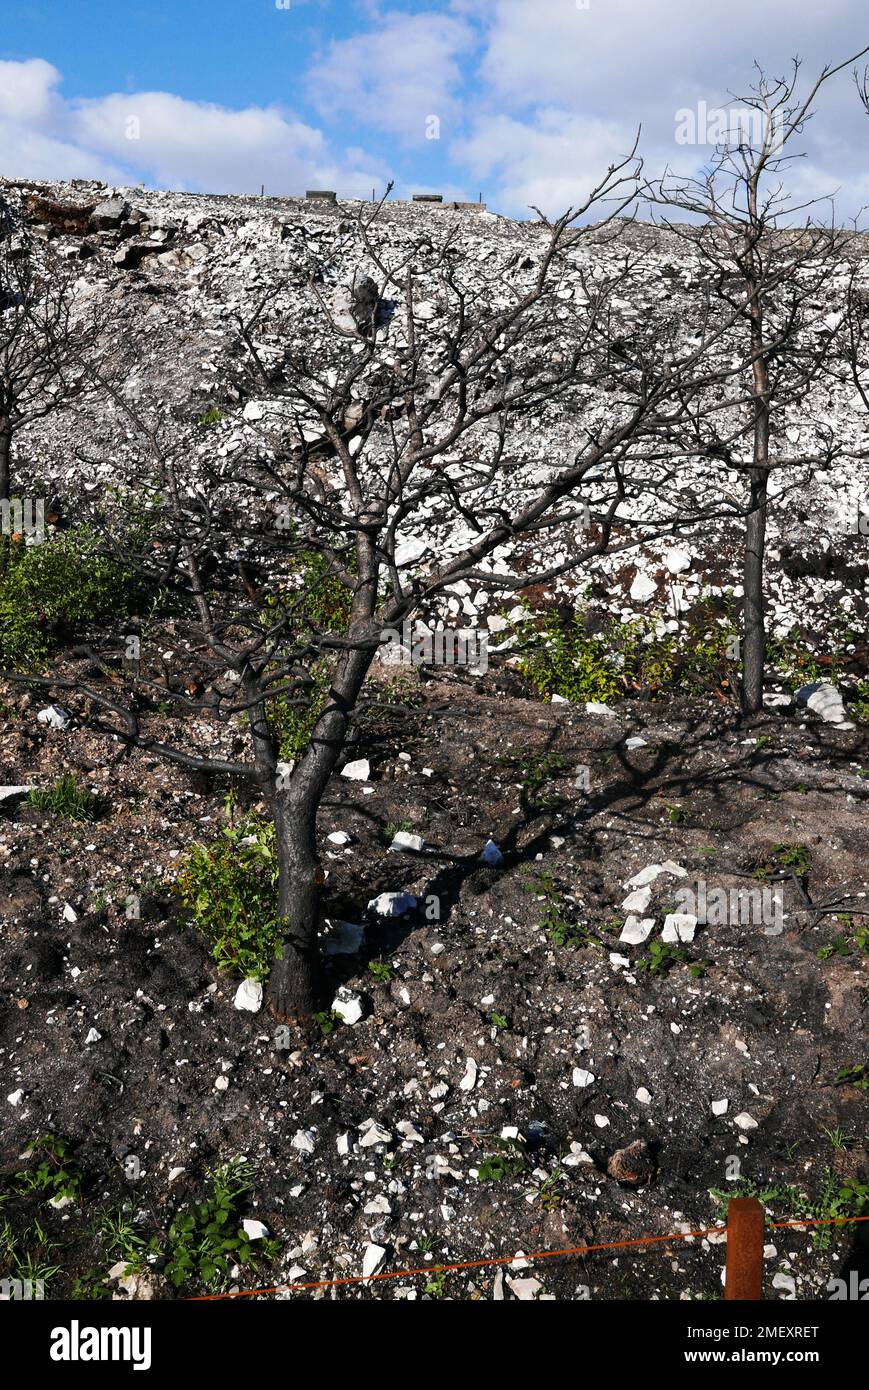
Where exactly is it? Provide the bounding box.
[187,1213,869,1300]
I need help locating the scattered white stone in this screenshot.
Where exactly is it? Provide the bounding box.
[389,831,425,852]
[619,915,655,945]
[359,1119,391,1147]
[594,1114,610,1128]
[37,704,71,730]
[711,1099,729,1116]
[62,903,78,923]
[327,830,353,845]
[214,1075,229,1092]
[630,571,658,603]
[664,547,691,575]
[572,1068,595,1088]
[362,1243,387,1283]
[506,1275,543,1300]
[625,864,662,889]
[368,891,417,917]
[0,785,31,802]
[364,1195,392,1215]
[551,693,570,704]
[332,987,364,1025]
[233,978,263,1013]
[7,1090,23,1106]
[292,1129,316,1153]
[773,1272,796,1298]
[796,681,853,728]
[586,700,616,716]
[662,913,697,943]
[322,920,364,955]
[625,736,647,750]
[459,1058,478,1091]
[49,1195,74,1210]
[337,1132,352,1156]
[734,1112,758,1131]
[621,884,652,913]
[636,1087,652,1105]
[242,1219,268,1240]
[84,1028,102,1045]
[341,758,370,781]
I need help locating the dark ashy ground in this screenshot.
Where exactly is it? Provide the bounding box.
[1,670,868,1301]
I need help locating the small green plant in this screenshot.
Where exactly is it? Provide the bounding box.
[489,1011,508,1030]
[197,408,225,426]
[424,1271,448,1297]
[665,803,686,825]
[163,1160,279,1292]
[524,872,594,949]
[312,1009,342,1035]
[368,960,394,983]
[477,1137,530,1183]
[175,801,282,979]
[835,1063,869,1092]
[821,1127,855,1152]
[28,774,100,823]
[13,1135,82,1204]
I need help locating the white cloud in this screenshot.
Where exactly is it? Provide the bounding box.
[306,9,475,143]
[0,58,388,197]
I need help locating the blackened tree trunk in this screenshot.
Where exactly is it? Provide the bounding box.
[0,422,10,504]
[267,642,376,1020]
[742,464,768,714]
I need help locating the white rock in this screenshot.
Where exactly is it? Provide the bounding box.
[364,1195,392,1215]
[362,1243,388,1283]
[630,571,658,603]
[586,700,616,716]
[7,1090,23,1106]
[594,1114,610,1128]
[322,920,364,955]
[389,831,425,852]
[625,864,662,889]
[711,1099,729,1116]
[233,978,263,1012]
[292,1129,316,1153]
[621,885,652,913]
[242,1219,268,1240]
[572,1068,595,1088]
[662,913,697,943]
[367,891,417,917]
[773,1272,796,1297]
[664,547,691,575]
[619,915,655,945]
[506,1275,543,1300]
[359,1119,391,1147]
[62,903,78,923]
[332,987,364,1025]
[0,785,31,802]
[636,1087,652,1105]
[624,737,647,750]
[341,758,370,781]
[459,1057,478,1091]
[551,693,570,704]
[37,704,71,730]
[337,1132,352,1156]
[327,831,352,845]
[734,1112,758,1131]
[479,839,503,866]
[796,681,852,727]
[84,1028,102,1045]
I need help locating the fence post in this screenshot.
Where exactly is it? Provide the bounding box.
[724,1197,764,1300]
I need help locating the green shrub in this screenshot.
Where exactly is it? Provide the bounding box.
[174,810,282,979]
[0,529,143,670]
[513,602,740,704]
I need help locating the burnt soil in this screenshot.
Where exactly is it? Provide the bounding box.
[1,672,868,1301]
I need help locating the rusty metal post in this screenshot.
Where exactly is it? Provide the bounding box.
[724,1197,764,1299]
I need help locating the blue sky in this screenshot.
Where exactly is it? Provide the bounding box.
[2,1,868,218]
